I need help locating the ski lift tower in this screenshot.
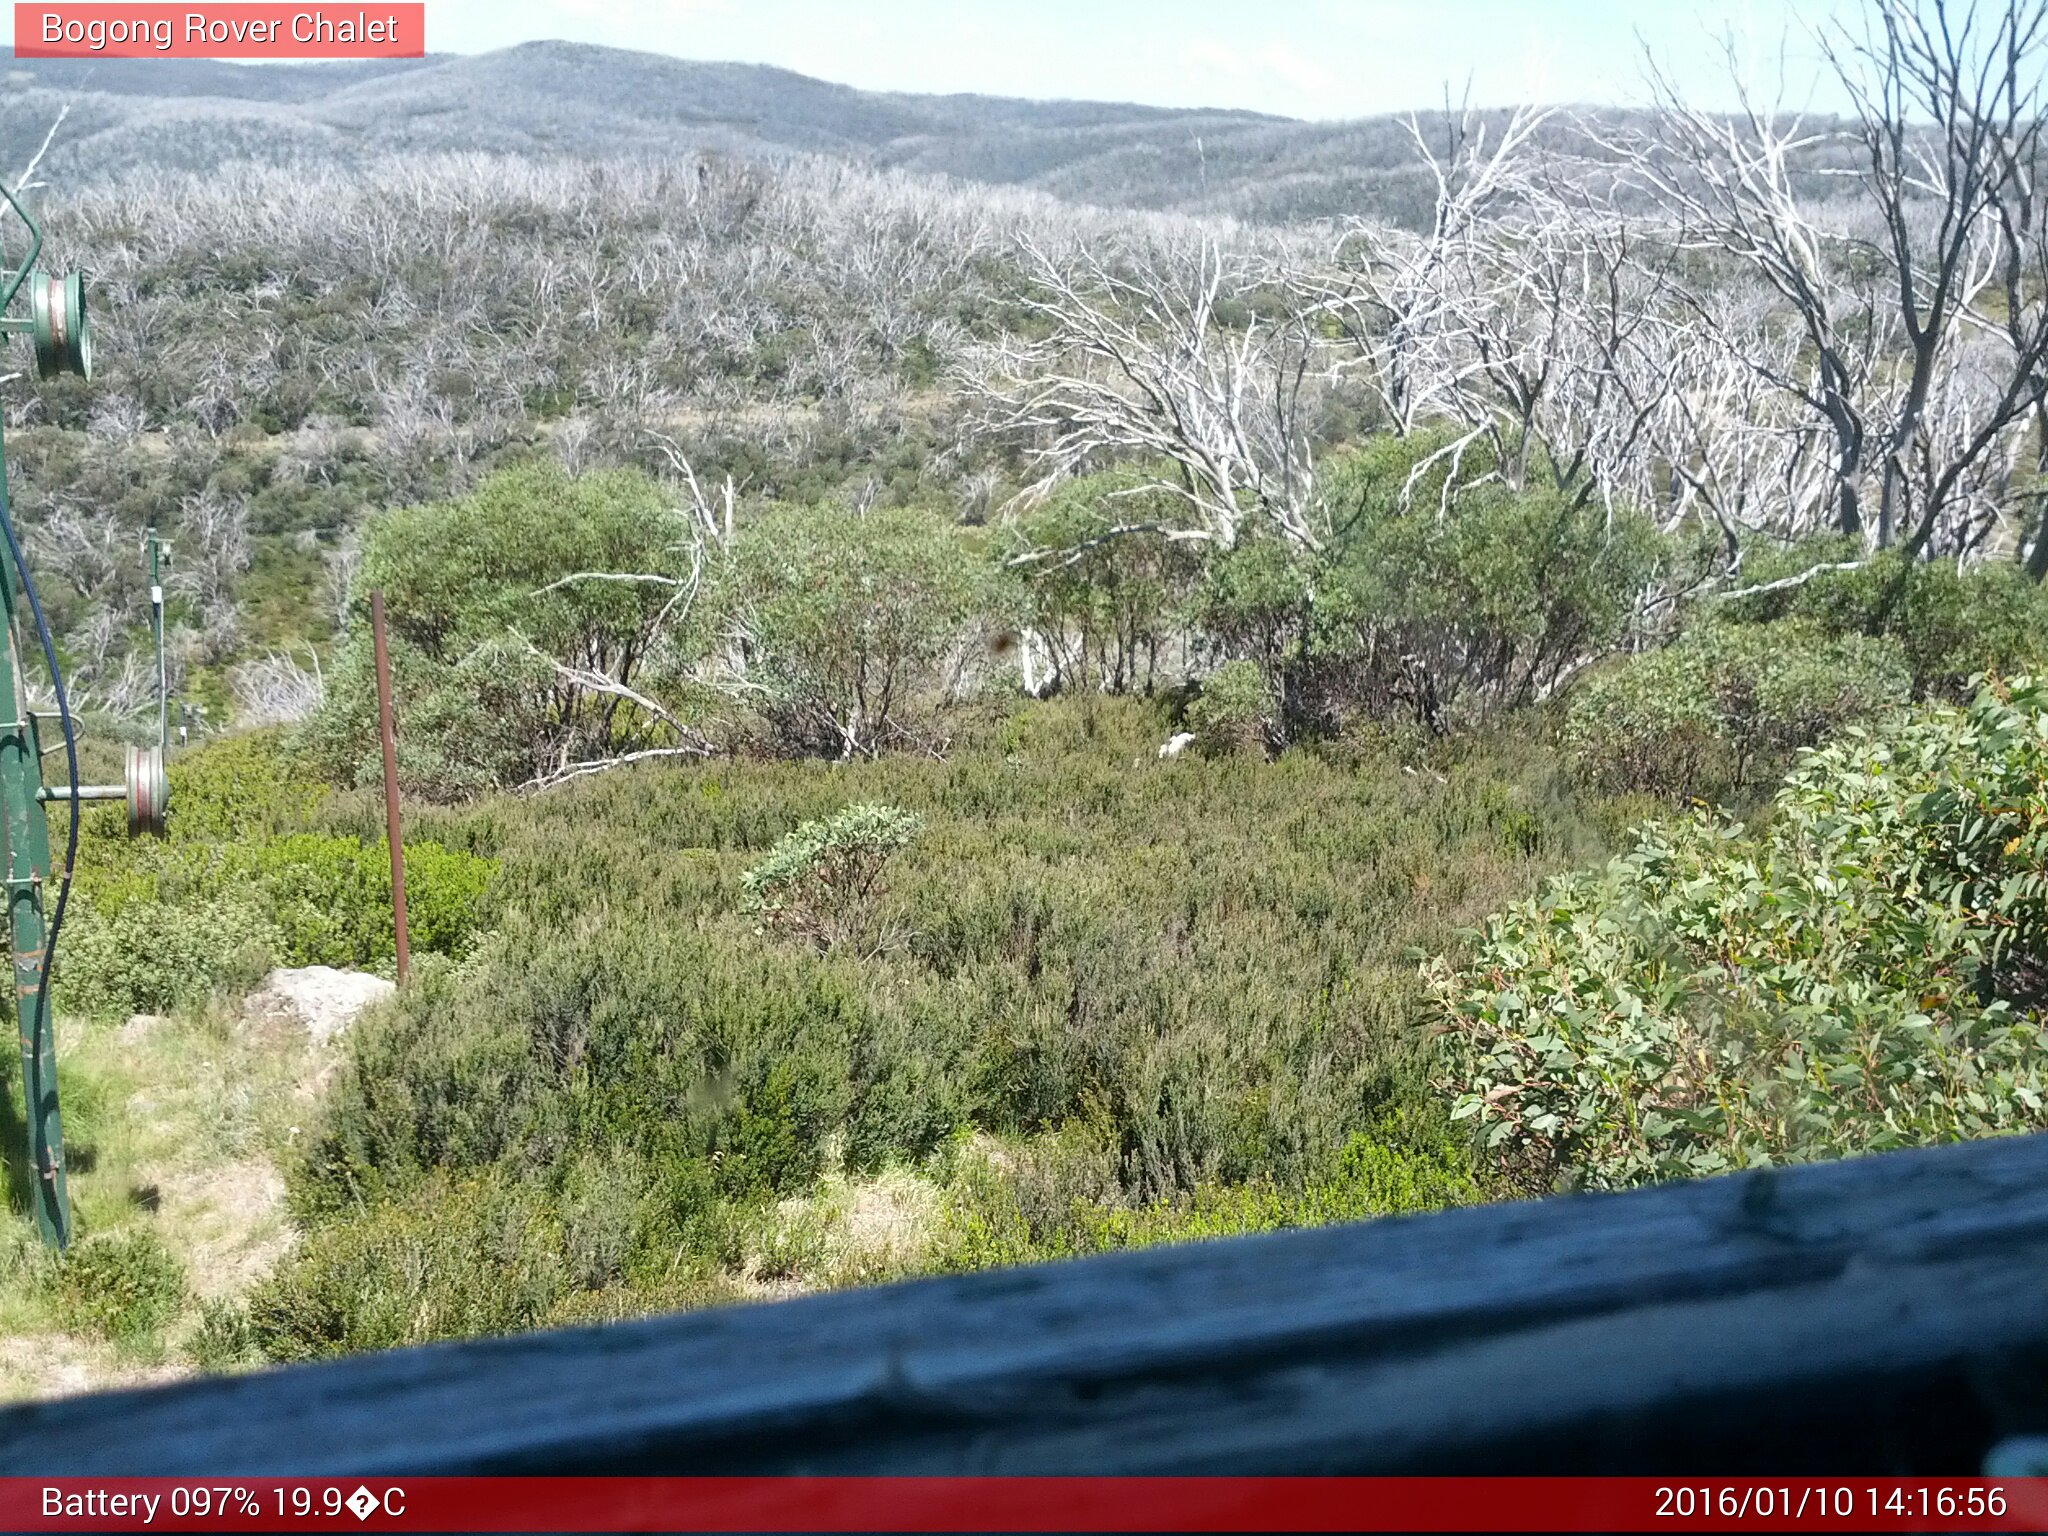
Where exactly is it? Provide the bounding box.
[0,178,168,1249]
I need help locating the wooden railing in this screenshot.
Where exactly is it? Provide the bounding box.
[3,1132,2047,1474]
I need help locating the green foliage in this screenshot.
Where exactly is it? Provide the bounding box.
[1182,432,1665,740]
[59,893,277,1017]
[1563,622,1911,800]
[926,1110,1479,1272]
[1002,470,1202,694]
[51,1229,188,1351]
[1721,542,2048,699]
[1188,536,1315,687]
[62,828,494,1016]
[741,803,924,950]
[251,835,497,969]
[1433,677,2048,1194]
[732,504,995,757]
[301,462,704,798]
[152,729,330,843]
[247,1172,568,1362]
[1186,660,1272,756]
[186,1298,258,1372]
[278,696,1598,1346]
[58,734,497,1016]
[259,1130,745,1358]
[1310,432,1667,732]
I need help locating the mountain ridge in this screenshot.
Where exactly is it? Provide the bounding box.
[0,39,1490,222]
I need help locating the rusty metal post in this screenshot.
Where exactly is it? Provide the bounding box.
[370,590,410,985]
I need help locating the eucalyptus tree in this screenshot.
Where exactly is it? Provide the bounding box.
[1620,0,2048,563]
[1312,100,1554,439]
[964,232,1328,554]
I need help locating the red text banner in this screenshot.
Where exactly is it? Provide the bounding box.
[14,4,424,58]
[3,1477,2048,1532]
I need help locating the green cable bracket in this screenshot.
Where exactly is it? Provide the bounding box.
[0,171,143,1249]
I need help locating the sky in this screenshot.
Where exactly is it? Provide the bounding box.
[411,0,1855,120]
[0,1,1857,120]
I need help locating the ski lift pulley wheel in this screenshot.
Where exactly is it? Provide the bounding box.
[125,743,166,838]
[29,270,90,382]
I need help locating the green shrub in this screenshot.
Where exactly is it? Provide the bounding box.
[1188,536,1315,701]
[287,956,543,1220]
[926,1113,1479,1272]
[59,731,494,1013]
[154,729,329,843]
[52,1229,188,1351]
[59,894,278,1016]
[300,462,709,797]
[1563,622,1911,799]
[999,470,1200,695]
[1186,660,1272,756]
[59,830,495,1015]
[1433,676,2048,1195]
[1326,483,1663,730]
[1199,431,1667,737]
[557,1146,650,1291]
[288,695,1591,1310]
[247,1173,569,1363]
[732,504,994,757]
[252,834,496,968]
[742,803,923,950]
[1721,542,2048,699]
[186,1298,258,1371]
[740,1201,834,1282]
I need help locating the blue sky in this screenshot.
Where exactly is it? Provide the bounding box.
[420,0,1853,119]
[5,1,1855,120]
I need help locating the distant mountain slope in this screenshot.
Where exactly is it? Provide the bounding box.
[0,40,1467,222]
[1,52,428,100]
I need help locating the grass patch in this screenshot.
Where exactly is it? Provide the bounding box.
[50,1230,187,1354]
[0,996,319,1396]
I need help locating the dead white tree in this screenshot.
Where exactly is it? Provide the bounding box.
[1313,99,1554,438]
[964,234,1325,552]
[57,649,157,721]
[1960,38,2048,575]
[1305,102,1697,526]
[230,648,326,727]
[647,430,738,547]
[1615,50,1888,544]
[1635,274,1844,567]
[1433,176,1689,516]
[1832,0,2048,554]
[11,102,70,196]
[1621,1,2048,559]
[1905,326,2036,557]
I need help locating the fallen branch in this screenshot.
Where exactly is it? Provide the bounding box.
[520,745,716,792]
[529,572,689,596]
[13,103,70,194]
[1002,521,1211,571]
[1716,559,1868,601]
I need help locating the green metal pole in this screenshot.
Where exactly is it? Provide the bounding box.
[0,420,68,1249]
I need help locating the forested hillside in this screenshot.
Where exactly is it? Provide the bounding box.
[2,42,1860,224]
[9,3,2048,1385]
